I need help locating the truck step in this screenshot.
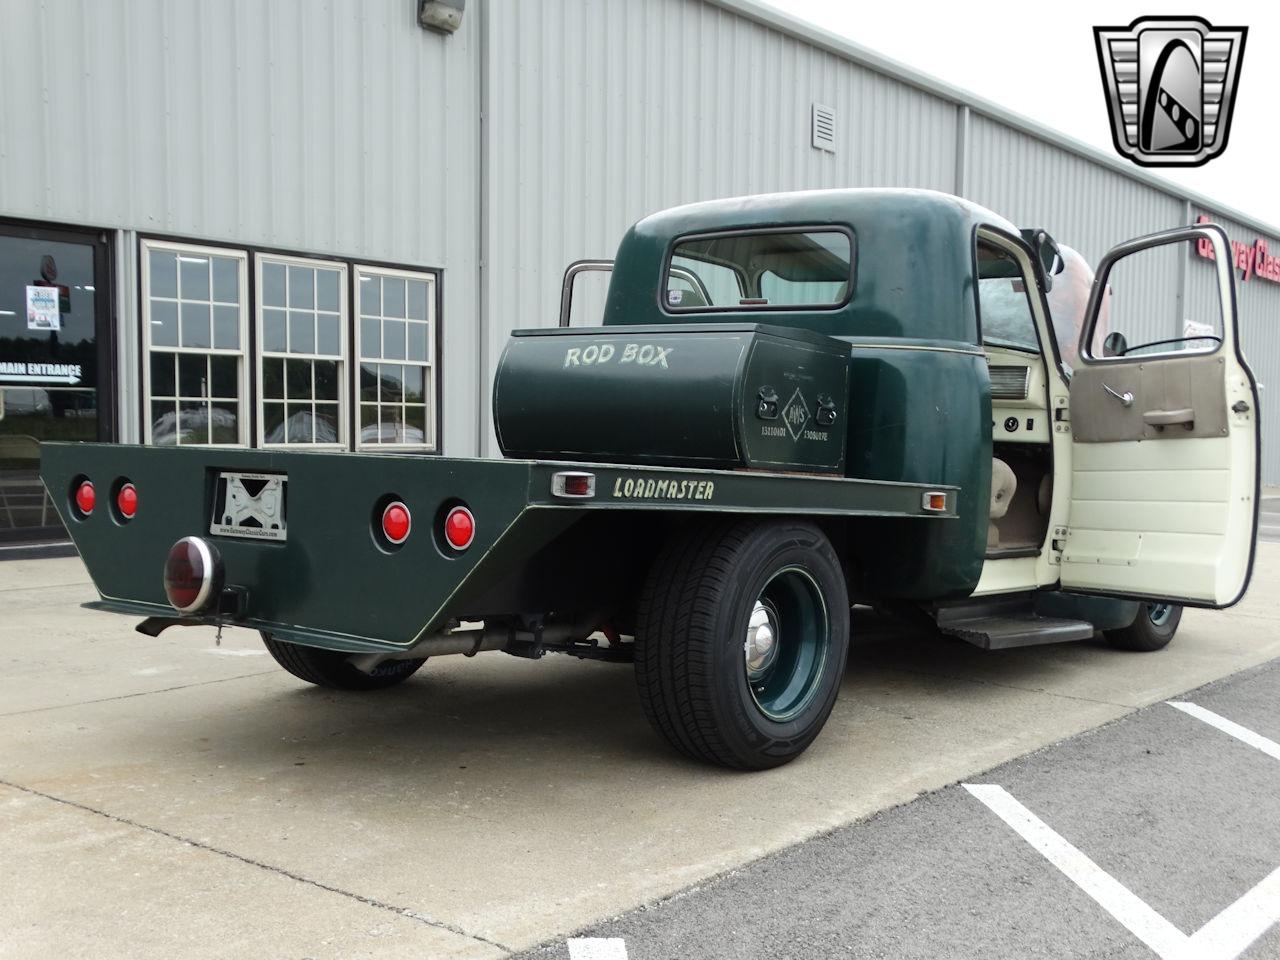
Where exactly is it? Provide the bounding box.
[937,613,1097,650]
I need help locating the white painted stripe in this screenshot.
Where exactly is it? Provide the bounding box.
[968,783,1280,959]
[567,938,629,960]
[1192,867,1280,960]
[963,784,1188,958]
[1167,702,1280,762]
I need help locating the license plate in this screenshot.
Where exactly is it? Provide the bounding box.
[210,471,287,542]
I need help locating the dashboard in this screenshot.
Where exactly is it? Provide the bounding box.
[987,347,1050,444]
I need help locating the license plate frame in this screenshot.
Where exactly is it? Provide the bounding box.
[210,471,288,542]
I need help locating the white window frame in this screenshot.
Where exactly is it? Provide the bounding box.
[140,239,250,447]
[354,265,437,452]
[254,253,350,450]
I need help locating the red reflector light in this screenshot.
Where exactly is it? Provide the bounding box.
[75,480,95,516]
[382,501,412,545]
[117,482,138,519]
[163,536,223,614]
[552,471,596,498]
[443,506,475,550]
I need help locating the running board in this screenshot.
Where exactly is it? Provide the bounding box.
[934,598,1098,650]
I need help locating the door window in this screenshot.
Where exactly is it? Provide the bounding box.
[0,226,111,543]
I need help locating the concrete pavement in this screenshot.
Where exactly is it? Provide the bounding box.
[3,547,1280,958]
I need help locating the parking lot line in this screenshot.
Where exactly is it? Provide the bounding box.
[567,938,629,960]
[1167,701,1280,762]
[965,784,1280,960]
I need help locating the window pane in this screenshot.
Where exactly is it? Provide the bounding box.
[286,359,312,400]
[179,353,207,399]
[151,400,178,445]
[313,403,340,443]
[289,310,315,354]
[407,280,428,321]
[211,257,239,303]
[288,265,314,308]
[262,262,286,307]
[403,365,425,402]
[262,401,285,442]
[263,308,287,351]
[210,402,239,444]
[286,404,313,442]
[317,269,340,311]
[359,274,380,315]
[314,360,339,401]
[668,230,853,309]
[150,352,176,397]
[407,322,428,362]
[151,300,178,347]
[179,255,210,300]
[361,316,380,359]
[149,249,177,298]
[361,403,380,441]
[360,363,379,402]
[316,312,340,356]
[383,319,405,360]
[180,302,211,348]
[213,305,239,349]
[262,357,284,400]
[383,278,406,318]
[179,401,209,445]
[209,355,237,399]
[380,364,403,403]
[404,403,427,443]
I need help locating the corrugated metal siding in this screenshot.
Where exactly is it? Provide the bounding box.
[482,0,959,450]
[0,0,482,455]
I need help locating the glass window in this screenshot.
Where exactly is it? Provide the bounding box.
[977,242,1040,353]
[355,267,435,450]
[666,230,853,310]
[256,255,347,447]
[143,241,247,446]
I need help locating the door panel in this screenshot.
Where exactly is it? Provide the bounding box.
[1060,225,1258,607]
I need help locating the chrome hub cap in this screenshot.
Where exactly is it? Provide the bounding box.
[744,601,780,680]
[1148,602,1173,627]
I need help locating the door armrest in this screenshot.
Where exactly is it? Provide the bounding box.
[1143,408,1195,426]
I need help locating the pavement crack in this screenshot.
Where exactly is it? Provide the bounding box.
[0,671,282,718]
[0,776,513,954]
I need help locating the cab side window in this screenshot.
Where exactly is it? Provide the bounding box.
[976,241,1039,353]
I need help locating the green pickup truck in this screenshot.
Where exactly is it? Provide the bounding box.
[41,189,1260,769]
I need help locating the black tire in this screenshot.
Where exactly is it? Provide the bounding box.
[261,633,426,690]
[1104,603,1182,652]
[634,519,850,770]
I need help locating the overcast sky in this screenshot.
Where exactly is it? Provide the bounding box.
[763,0,1280,231]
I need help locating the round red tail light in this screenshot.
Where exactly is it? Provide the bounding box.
[117,482,138,520]
[75,480,95,516]
[382,501,412,545]
[443,506,475,550]
[163,537,224,614]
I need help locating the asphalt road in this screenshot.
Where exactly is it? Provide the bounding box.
[525,661,1280,959]
[3,548,1280,959]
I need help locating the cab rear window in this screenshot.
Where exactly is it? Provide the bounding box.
[665,228,854,311]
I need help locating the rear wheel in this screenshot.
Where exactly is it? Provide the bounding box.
[1104,602,1182,652]
[261,633,426,690]
[634,519,850,770]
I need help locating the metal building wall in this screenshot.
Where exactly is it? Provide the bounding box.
[0,0,482,454]
[481,0,959,453]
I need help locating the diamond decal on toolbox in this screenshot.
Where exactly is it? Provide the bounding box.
[782,388,810,441]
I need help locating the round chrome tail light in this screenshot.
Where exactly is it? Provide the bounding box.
[163,537,224,614]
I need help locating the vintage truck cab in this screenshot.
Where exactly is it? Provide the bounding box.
[42,189,1260,769]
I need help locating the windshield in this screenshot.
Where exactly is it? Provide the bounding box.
[977,241,1039,352]
[666,229,854,311]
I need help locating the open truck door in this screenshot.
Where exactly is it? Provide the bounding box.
[1059,224,1260,607]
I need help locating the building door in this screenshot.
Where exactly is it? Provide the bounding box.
[0,221,114,547]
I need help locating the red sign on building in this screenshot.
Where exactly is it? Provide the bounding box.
[1195,214,1280,284]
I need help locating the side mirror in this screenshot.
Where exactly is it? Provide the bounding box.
[1102,331,1128,357]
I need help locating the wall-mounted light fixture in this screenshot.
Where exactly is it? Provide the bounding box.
[419,0,465,34]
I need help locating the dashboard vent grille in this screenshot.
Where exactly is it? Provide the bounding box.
[990,366,1030,401]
